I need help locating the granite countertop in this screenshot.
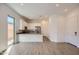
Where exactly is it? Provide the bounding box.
[16,30,41,34]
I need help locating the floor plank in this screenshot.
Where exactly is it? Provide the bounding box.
[4,37,79,55]
[8,42,79,55]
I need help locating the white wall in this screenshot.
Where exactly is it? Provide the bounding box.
[48,15,65,42]
[78,12,79,47]
[48,15,58,42]
[65,8,79,47]
[57,16,65,42]
[47,8,79,47]
[41,16,49,36]
[40,8,79,48]
[40,15,65,42]
[0,4,22,53]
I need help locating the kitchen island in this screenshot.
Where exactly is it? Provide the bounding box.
[16,26,43,42]
[18,34,43,42]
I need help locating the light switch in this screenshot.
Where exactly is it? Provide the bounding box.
[75,32,77,36]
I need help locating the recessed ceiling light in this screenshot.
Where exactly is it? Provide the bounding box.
[64,8,68,12]
[56,4,60,7]
[20,3,24,6]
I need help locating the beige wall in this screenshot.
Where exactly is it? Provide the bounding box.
[41,16,49,36]
[0,4,23,52]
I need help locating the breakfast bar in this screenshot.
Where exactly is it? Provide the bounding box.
[18,34,43,42]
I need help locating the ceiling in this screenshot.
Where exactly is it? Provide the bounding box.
[6,3,79,22]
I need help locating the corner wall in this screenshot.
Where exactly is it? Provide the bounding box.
[40,15,65,42]
[41,16,49,37]
[64,8,79,47]
[0,4,22,53]
[48,15,65,42]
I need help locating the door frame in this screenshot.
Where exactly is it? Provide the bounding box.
[8,15,15,45]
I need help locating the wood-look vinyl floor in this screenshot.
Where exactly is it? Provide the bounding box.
[8,37,79,55]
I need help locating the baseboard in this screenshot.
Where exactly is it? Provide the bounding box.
[50,40,79,48]
[50,40,65,43]
[0,49,7,55]
[64,42,79,48]
[76,46,79,48]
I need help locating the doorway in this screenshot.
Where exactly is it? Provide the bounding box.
[7,15,15,46]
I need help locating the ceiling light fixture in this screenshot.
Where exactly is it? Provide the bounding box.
[56,4,60,7]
